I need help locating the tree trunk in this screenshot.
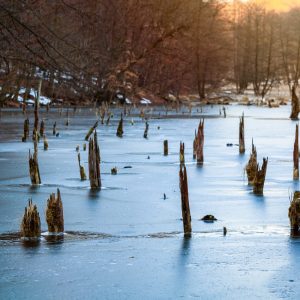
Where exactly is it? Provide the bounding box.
[46,189,64,233]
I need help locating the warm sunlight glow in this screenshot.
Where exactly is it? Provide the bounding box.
[253,0,300,11]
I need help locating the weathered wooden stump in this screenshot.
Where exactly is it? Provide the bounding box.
[20,199,41,238]
[111,167,117,175]
[179,165,192,237]
[83,143,86,151]
[53,121,57,136]
[88,131,101,189]
[106,112,111,125]
[65,109,69,126]
[223,107,226,118]
[100,108,106,124]
[39,119,45,137]
[78,153,87,180]
[164,140,168,156]
[193,130,197,159]
[289,191,300,236]
[180,142,185,165]
[22,118,30,142]
[85,121,98,141]
[195,119,204,164]
[253,157,268,195]
[246,141,257,185]
[290,85,299,120]
[29,148,41,185]
[43,135,48,150]
[143,121,149,139]
[116,115,124,138]
[294,124,299,180]
[46,189,64,233]
[239,114,245,154]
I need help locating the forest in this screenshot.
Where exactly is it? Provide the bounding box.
[1,0,300,105]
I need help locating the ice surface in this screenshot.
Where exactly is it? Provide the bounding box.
[0,104,300,299]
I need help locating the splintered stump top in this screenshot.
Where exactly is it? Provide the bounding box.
[46,189,64,233]
[20,199,41,238]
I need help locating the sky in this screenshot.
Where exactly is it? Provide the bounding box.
[256,0,300,11]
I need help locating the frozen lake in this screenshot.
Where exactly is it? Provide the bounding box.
[1,104,300,299]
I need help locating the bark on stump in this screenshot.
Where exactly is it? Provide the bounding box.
[53,122,56,136]
[143,121,149,139]
[246,141,257,185]
[88,131,101,189]
[179,165,192,237]
[46,189,64,233]
[20,199,41,238]
[180,142,185,165]
[85,121,98,141]
[164,140,168,156]
[22,118,30,142]
[294,124,299,180]
[253,157,268,195]
[29,148,41,185]
[39,119,45,137]
[116,115,124,138]
[195,119,204,164]
[239,114,245,154]
[289,191,300,236]
[78,153,87,180]
[43,135,48,150]
[290,85,299,120]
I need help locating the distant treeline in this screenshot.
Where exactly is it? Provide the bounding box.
[0,0,300,103]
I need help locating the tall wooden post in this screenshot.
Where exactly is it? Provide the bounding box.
[290,85,299,120]
[29,148,41,185]
[180,142,185,165]
[88,130,101,189]
[179,165,192,237]
[239,114,245,154]
[116,114,124,138]
[196,119,204,164]
[143,121,149,139]
[294,124,299,180]
[164,140,168,156]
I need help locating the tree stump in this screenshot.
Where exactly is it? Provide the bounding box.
[20,199,41,238]
[294,124,299,180]
[195,119,204,164]
[22,118,30,142]
[29,148,41,185]
[85,121,98,141]
[106,112,111,125]
[164,140,168,156]
[116,115,124,138]
[39,119,45,137]
[180,142,185,165]
[78,153,87,180]
[290,85,299,120]
[43,135,48,150]
[253,157,268,195]
[239,114,245,154]
[193,130,197,159]
[143,121,149,139]
[179,165,192,237]
[246,141,257,185]
[46,189,64,233]
[53,122,57,136]
[88,131,101,189]
[289,191,300,236]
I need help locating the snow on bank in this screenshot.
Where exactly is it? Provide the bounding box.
[17,87,52,105]
[140,98,152,105]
